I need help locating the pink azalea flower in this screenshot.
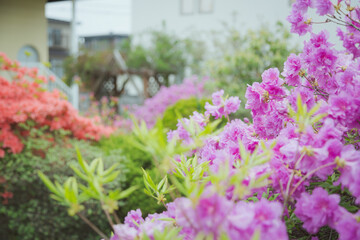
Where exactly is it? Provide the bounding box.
[295,188,340,234]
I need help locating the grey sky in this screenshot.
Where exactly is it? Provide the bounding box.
[45,0,131,36]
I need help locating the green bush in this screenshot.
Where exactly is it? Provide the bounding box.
[161,97,208,130]
[97,134,165,218]
[0,128,126,240]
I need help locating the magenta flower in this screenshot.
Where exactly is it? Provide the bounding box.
[287,10,312,36]
[205,90,241,119]
[288,87,315,111]
[313,0,335,16]
[224,97,241,114]
[337,145,360,204]
[245,82,268,114]
[211,89,224,106]
[111,224,138,240]
[295,188,340,234]
[167,111,207,144]
[124,209,144,229]
[261,68,283,87]
[282,53,302,86]
[228,199,288,240]
[293,0,312,13]
[175,194,233,237]
[333,210,360,240]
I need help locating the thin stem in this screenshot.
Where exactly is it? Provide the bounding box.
[311,21,331,24]
[104,209,115,228]
[283,151,306,211]
[329,228,333,240]
[161,199,168,210]
[339,8,360,30]
[329,14,360,31]
[279,179,285,200]
[77,213,109,240]
[289,162,336,196]
[101,201,115,229]
[112,212,121,225]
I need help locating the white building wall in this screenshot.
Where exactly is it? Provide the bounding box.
[132,0,342,49]
[132,0,292,44]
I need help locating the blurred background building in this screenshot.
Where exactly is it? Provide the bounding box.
[80,34,128,52]
[48,18,71,77]
[132,0,293,46]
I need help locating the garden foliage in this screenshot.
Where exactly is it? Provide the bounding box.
[0,53,113,157]
[0,133,125,240]
[103,1,360,239]
[35,0,360,239]
[0,54,117,239]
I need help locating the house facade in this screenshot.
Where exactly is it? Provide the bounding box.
[131,0,341,49]
[132,0,293,45]
[0,0,79,109]
[0,0,49,62]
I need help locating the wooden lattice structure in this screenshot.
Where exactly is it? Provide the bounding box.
[88,50,171,102]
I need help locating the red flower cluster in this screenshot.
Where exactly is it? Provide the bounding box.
[0,53,113,157]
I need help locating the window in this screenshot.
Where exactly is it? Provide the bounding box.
[48,28,62,47]
[17,45,39,62]
[181,0,195,15]
[199,0,214,13]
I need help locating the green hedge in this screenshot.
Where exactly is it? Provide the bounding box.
[0,134,126,240]
[161,97,208,130]
[97,134,165,218]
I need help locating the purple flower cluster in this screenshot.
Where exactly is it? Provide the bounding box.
[132,76,206,128]
[287,0,335,35]
[167,111,206,144]
[196,119,258,174]
[205,90,241,119]
[112,194,287,240]
[110,1,360,239]
[245,68,289,138]
[295,187,360,239]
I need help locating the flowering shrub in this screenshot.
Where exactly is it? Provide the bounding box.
[40,1,360,239]
[108,1,360,239]
[132,76,206,127]
[0,53,113,157]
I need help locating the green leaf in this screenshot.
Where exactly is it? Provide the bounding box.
[113,186,138,200]
[89,158,101,174]
[69,164,88,181]
[101,163,120,177]
[76,147,89,173]
[37,171,61,196]
[102,170,120,183]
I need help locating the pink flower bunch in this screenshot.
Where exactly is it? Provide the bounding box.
[167,111,206,144]
[0,53,113,157]
[132,76,206,128]
[204,90,241,119]
[287,0,335,36]
[245,68,289,138]
[111,1,360,239]
[295,187,360,239]
[111,194,287,240]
